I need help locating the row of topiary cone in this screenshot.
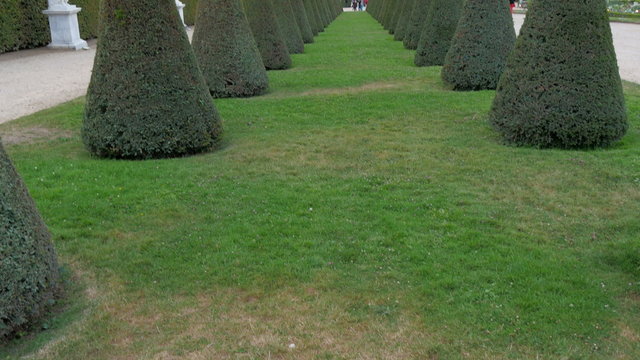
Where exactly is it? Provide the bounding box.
[83,0,342,160]
[368,0,628,149]
[1,0,343,343]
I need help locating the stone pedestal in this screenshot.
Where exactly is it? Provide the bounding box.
[43,2,88,50]
[176,0,186,27]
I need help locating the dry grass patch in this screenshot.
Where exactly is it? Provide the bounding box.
[0,126,73,145]
[38,285,441,360]
[263,80,429,100]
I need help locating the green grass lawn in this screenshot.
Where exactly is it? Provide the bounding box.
[2,12,640,360]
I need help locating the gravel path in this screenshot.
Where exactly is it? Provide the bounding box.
[0,16,638,125]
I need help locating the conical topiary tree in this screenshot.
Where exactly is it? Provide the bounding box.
[273,0,305,54]
[242,0,292,70]
[393,0,416,41]
[83,0,223,159]
[303,0,321,35]
[192,0,268,98]
[441,0,515,90]
[403,0,431,50]
[382,0,398,30]
[313,0,329,28]
[490,0,627,148]
[414,0,463,67]
[1,139,61,340]
[387,0,403,34]
[290,0,314,44]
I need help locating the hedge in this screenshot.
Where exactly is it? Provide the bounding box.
[403,0,432,50]
[489,0,628,148]
[1,138,61,341]
[393,0,416,41]
[0,0,50,54]
[242,0,292,70]
[0,0,197,55]
[192,0,269,98]
[414,0,464,67]
[441,0,516,91]
[273,0,305,54]
[291,0,315,44]
[83,0,222,159]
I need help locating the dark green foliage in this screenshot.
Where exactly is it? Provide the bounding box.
[0,0,103,54]
[192,0,268,98]
[1,0,206,53]
[403,0,430,50]
[315,0,328,25]
[290,0,315,43]
[441,0,515,91]
[242,0,292,70]
[368,0,384,20]
[0,139,61,341]
[414,0,463,67]
[320,0,335,22]
[393,0,415,41]
[0,0,49,54]
[303,0,321,35]
[387,0,403,34]
[83,0,222,159]
[311,0,326,31]
[489,0,628,148]
[314,0,329,27]
[381,0,396,30]
[183,0,199,25]
[373,0,388,23]
[75,0,101,39]
[273,0,305,54]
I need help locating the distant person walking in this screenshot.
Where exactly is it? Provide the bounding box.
[509,0,516,13]
[352,0,357,11]
[358,0,363,11]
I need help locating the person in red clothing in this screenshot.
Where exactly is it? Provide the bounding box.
[509,0,516,13]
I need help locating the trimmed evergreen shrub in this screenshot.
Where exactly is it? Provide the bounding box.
[273,0,305,54]
[0,0,50,54]
[242,0,292,70]
[192,0,268,98]
[381,0,397,30]
[369,0,384,20]
[183,0,199,25]
[387,0,403,34]
[311,0,326,31]
[393,0,415,41]
[1,0,206,54]
[303,0,321,35]
[489,0,628,148]
[441,0,515,91]
[83,0,222,159]
[403,0,430,50]
[290,0,315,44]
[414,0,463,67]
[1,139,61,340]
[321,0,336,22]
[75,0,101,39]
[313,0,329,28]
